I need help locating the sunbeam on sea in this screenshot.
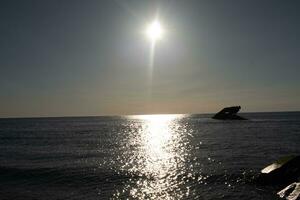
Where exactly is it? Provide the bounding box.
[0,112,300,199]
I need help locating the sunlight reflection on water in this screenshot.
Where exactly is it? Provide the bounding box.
[113,114,193,199]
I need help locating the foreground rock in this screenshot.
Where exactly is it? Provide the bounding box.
[278,182,300,200]
[256,156,300,199]
[257,156,300,185]
[212,106,247,120]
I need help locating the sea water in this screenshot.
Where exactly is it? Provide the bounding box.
[0,112,300,199]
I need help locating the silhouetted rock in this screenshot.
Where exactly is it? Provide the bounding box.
[257,156,300,185]
[212,106,247,120]
[278,182,300,200]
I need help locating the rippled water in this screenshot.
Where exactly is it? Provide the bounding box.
[0,112,300,199]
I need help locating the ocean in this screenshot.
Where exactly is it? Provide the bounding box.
[0,112,300,200]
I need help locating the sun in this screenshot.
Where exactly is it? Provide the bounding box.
[146,20,164,42]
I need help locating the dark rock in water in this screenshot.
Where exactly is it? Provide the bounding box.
[212,106,247,120]
[257,156,300,185]
[277,182,300,200]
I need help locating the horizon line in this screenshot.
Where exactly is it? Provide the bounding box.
[1,110,300,120]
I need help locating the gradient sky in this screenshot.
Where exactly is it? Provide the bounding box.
[0,0,300,117]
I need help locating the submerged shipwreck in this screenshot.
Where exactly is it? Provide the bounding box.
[212,106,247,120]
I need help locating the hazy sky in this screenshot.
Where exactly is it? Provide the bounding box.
[1,0,300,117]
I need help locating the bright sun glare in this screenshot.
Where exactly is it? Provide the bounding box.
[146,20,164,42]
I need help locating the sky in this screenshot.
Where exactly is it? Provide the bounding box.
[0,0,300,117]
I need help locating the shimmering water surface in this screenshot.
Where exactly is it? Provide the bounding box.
[0,112,300,199]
